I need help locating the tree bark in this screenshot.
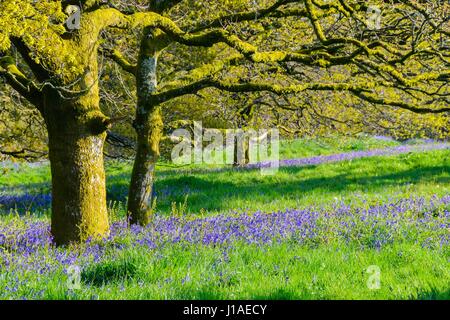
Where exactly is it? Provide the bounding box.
[43,90,110,245]
[127,31,164,225]
[127,107,163,225]
[233,133,250,167]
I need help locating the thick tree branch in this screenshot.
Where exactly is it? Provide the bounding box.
[151,78,371,106]
[159,54,243,90]
[354,92,450,114]
[0,147,47,160]
[10,37,51,82]
[154,76,450,115]
[0,56,43,109]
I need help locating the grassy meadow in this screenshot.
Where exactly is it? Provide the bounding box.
[0,135,449,299]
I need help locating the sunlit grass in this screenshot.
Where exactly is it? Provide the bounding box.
[0,135,449,300]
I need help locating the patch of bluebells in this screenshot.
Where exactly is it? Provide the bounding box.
[2,143,448,214]
[0,183,196,216]
[0,195,449,297]
[0,193,52,212]
[254,142,450,168]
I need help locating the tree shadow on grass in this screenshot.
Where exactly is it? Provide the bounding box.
[0,181,52,214]
[154,164,450,213]
[2,161,449,215]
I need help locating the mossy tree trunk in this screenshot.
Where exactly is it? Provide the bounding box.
[43,88,110,245]
[127,29,164,226]
[127,106,163,225]
[2,9,119,245]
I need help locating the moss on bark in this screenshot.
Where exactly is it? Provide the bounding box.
[127,106,163,226]
[43,87,110,245]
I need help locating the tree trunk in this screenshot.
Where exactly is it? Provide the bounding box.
[44,92,110,245]
[127,34,164,225]
[233,134,250,167]
[127,107,163,225]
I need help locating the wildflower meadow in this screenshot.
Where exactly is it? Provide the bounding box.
[1,136,449,300]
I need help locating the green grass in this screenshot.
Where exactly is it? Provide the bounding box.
[149,149,450,214]
[1,135,448,217]
[0,134,400,188]
[0,135,449,300]
[6,242,449,300]
[279,134,399,159]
